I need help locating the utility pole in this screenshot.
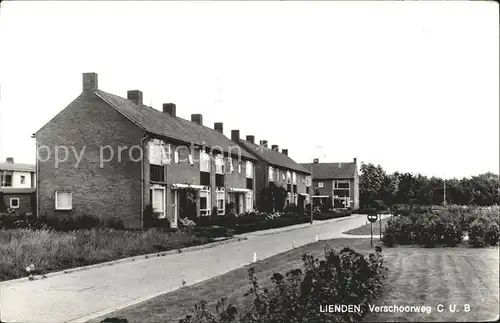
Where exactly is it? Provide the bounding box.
[443,179,447,206]
[310,162,313,224]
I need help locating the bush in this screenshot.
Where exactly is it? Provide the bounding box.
[485,223,500,246]
[180,246,388,323]
[469,219,487,248]
[415,213,441,247]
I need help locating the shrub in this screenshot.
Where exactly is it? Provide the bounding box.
[485,223,500,246]
[180,246,387,323]
[469,219,487,248]
[414,213,441,247]
[439,213,463,247]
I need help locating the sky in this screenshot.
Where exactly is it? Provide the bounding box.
[0,1,498,179]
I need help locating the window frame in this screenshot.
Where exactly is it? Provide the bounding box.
[200,150,211,172]
[216,188,225,215]
[55,191,73,210]
[318,182,324,188]
[215,154,224,174]
[199,188,211,216]
[245,161,254,179]
[246,191,253,212]
[151,186,166,218]
[10,198,20,209]
[20,175,26,185]
[268,166,274,183]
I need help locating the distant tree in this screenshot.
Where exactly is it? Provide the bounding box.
[359,163,385,208]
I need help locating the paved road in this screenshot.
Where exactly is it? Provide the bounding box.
[1,213,388,323]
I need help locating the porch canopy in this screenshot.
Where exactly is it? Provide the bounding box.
[312,195,329,198]
[227,188,251,193]
[171,184,206,190]
[298,193,309,196]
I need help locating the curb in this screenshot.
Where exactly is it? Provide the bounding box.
[1,236,246,286]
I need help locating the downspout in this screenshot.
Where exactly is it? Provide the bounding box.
[140,133,150,228]
[32,134,39,218]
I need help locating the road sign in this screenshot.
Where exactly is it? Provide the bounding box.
[367,213,378,223]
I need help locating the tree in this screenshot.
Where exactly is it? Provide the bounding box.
[359,163,385,208]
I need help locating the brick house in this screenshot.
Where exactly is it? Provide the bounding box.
[300,158,359,210]
[230,133,311,211]
[34,72,257,228]
[0,157,36,214]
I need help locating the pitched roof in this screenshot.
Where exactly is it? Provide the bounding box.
[0,163,35,172]
[95,90,255,160]
[238,140,310,174]
[299,162,356,179]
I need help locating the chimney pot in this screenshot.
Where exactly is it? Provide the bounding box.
[246,135,255,144]
[260,140,268,148]
[353,157,357,164]
[82,72,98,92]
[271,145,279,151]
[127,90,143,105]
[191,114,203,126]
[162,103,176,117]
[313,158,319,164]
[214,122,223,134]
[231,130,240,141]
[282,149,288,156]
[6,157,14,164]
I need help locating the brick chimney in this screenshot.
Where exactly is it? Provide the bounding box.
[82,73,98,92]
[260,140,268,148]
[6,157,14,164]
[127,90,143,105]
[282,149,288,156]
[231,130,240,142]
[353,157,357,164]
[214,122,223,134]
[191,114,203,126]
[313,158,319,164]
[246,135,255,144]
[162,103,176,117]
[271,145,279,151]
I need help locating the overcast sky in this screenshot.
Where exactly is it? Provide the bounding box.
[0,1,498,179]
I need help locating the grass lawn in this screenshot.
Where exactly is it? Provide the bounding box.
[344,216,391,236]
[0,228,213,282]
[91,239,499,323]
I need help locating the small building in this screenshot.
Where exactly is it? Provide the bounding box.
[0,157,36,214]
[300,158,359,211]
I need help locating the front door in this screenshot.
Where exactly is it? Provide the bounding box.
[179,189,197,221]
[298,194,305,211]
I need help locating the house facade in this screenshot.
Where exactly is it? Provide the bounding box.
[0,157,36,213]
[300,158,359,211]
[35,72,257,228]
[231,133,311,211]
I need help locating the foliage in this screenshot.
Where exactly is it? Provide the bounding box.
[259,183,288,213]
[179,246,387,323]
[0,227,211,281]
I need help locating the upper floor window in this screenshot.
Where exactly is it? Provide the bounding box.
[318,182,324,188]
[20,176,26,185]
[246,161,254,179]
[306,176,312,187]
[268,166,274,182]
[149,139,170,165]
[292,172,297,184]
[334,180,350,189]
[55,191,72,210]
[150,165,165,182]
[227,157,234,174]
[215,154,224,174]
[286,171,291,184]
[200,151,211,172]
[0,171,13,187]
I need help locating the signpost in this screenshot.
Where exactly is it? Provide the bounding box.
[367,213,378,247]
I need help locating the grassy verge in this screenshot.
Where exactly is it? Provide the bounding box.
[0,228,213,282]
[344,216,391,235]
[90,239,499,322]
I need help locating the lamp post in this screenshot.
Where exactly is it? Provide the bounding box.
[310,162,313,224]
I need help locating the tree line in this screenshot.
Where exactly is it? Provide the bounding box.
[359,163,500,208]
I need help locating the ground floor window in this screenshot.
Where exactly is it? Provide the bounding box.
[10,198,19,209]
[245,191,253,212]
[151,186,166,218]
[55,191,72,210]
[200,189,211,216]
[216,189,225,215]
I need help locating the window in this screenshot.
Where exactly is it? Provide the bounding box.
[55,191,72,210]
[150,165,165,182]
[216,189,225,215]
[174,150,179,163]
[246,191,253,211]
[151,186,166,218]
[306,176,312,187]
[200,189,211,216]
[188,154,194,165]
[200,151,211,172]
[306,186,310,194]
[200,171,211,186]
[0,171,13,187]
[268,166,274,183]
[318,182,324,188]
[282,172,286,180]
[286,171,291,184]
[227,157,234,174]
[245,161,253,178]
[246,178,253,190]
[149,139,170,165]
[10,198,19,209]
[293,184,297,193]
[216,174,225,187]
[287,184,291,192]
[292,172,297,184]
[20,176,26,185]
[334,180,350,189]
[215,154,224,174]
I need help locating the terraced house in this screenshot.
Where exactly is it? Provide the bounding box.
[300,158,359,210]
[230,133,311,211]
[35,72,257,228]
[0,157,36,214]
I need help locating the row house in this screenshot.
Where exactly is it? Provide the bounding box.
[300,158,359,210]
[0,157,36,213]
[231,133,311,211]
[35,72,257,228]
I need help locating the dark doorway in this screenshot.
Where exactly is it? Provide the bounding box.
[179,190,197,221]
